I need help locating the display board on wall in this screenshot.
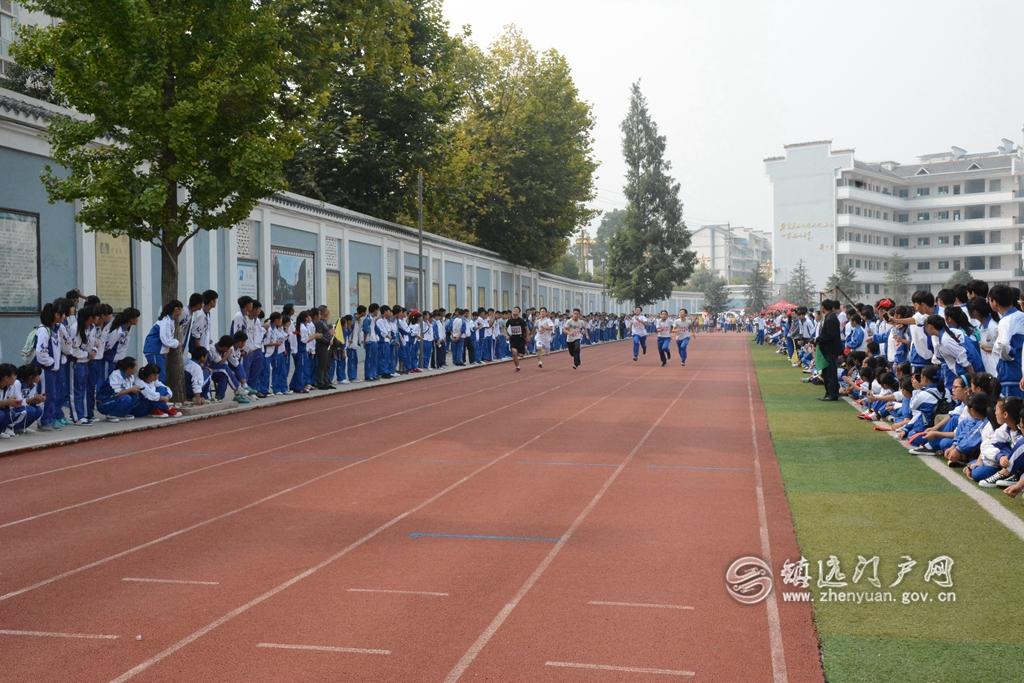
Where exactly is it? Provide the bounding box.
[357,273,372,307]
[0,209,40,314]
[447,284,457,312]
[94,232,133,310]
[404,275,419,309]
[388,277,398,306]
[432,282,440,310]
[237,259,259,301]
[326,270,341,318]
[271,247,314,308]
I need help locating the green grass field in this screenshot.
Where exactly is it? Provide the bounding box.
[752,345,1024,683]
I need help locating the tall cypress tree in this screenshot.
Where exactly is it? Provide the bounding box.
[785,259,816,308]
[745,262,771,313]
[607,82,694,306]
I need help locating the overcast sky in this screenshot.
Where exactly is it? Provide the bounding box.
[444,0,1024,236]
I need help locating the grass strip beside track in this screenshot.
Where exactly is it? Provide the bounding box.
[751,344,1024,683]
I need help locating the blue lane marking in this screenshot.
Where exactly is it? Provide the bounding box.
[645,464,752,472]
[409,531,560,543]
[518,460,618,468]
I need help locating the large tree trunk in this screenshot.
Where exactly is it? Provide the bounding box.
[160,229,187,407]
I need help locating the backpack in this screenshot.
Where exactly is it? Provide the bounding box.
[925,387,949,427]
[21,327,38,363]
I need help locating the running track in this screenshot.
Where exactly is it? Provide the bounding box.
[0,336,823,682]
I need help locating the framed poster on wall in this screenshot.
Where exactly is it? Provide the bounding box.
[432,283,440,311]
[271,247,314,308]
[0,209,40,314]
[357,273,372,307]
[388,277,398,306]
[447,284,456,312]
[237,259,259,301]
[404,274,419,309]
[94,232,133,310]
[326,270,341,318]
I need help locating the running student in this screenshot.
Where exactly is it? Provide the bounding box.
[655,310,672,367]
[506,306,529,372]
[534,307,555,368]
[672,309,692,366]
[630,306,649,361]
[564,308,586,369]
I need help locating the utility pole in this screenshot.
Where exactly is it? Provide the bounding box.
[417,170,424,313]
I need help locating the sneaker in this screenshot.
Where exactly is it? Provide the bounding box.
[285,390,294,394]
[515,366,521,372]
[151,409,169,419]
[997,476,1018,488]
[340,380,350,385]
[0,429,13,439]
[980,472,1010,488]
[632,357,637,362]
[76,418,92,426]
[106,416,120,423]
[39,423,55,432]
[235,394,252,404]
[167,407,182,417]
[538,361,543,368]
[908,447,933,455]
[123,414,135,420]
[661,360,667,367]
[947,459,965,468]
[56,417,70,427]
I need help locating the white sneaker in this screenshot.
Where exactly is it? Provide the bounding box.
[76,418,92,426]
[341,380,350,385]
[123,415,135,420]
[980,472,1009,488]
[107,416,120,423]
[997,476,1018,488]
[0,428,14,439]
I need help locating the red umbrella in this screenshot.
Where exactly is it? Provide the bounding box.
[764,299,796,313]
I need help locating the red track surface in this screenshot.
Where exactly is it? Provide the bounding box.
[0,337,822,682]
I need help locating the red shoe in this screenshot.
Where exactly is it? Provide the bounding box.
[151,408,168,419]
[167,407,181,417]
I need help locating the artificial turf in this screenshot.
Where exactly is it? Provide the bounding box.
[752,344,1024,683]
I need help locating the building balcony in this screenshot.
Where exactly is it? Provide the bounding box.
[837,186,1018,210]
[838,240,1017,259]
[838,214,1017,235]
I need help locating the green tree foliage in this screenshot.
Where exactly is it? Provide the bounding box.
[550,253,580,280]
[826,264,860,302]
[0,60,64,105]
[685,264,717,292]
[885,254,911,301]
[784,259,816,308]
[945,270,973,289]
[703,275,729,316]
[592,208,625,268]
[286,0,469,224]
[745,262,771,313]
[607,82,694,306]
[426,27,597,268]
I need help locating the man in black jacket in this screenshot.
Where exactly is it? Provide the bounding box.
[816,299,843,401]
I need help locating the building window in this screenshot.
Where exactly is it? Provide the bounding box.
[937,236,949,245]
[990,179,1002,192]
[966,206,985,219]
[953,184,961,195]
[917,261,931,271]
[938,186,949,195]
[965,179,986,194]
[966,232,985,245]
[953,260,961,270]
[990,230,1001,243]
[884,212,890,221]
[938,261,950,270]
[897,238,909,247]
[897,189,909,198]
[953,235,961,246]
[917,187,931,197]
[855,206,861,215]
[937,210,950,220]
[897,213,909,223]
[917,237,930,246]
[883,237,890,246]
[990,256,1002,269]
[855,259,862,268]
[917,212,930,222]
[953,210,961,221]
[990,206,1002,218]
[965,256,985,270]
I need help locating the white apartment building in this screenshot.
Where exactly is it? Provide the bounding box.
[765,139,1024,299]
[690,224,771,283]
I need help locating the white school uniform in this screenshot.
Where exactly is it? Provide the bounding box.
[630,315,648,336]
[107,370,135,395]
[156,316,180,355]
[135,376,171,402]
[184,359,207,395]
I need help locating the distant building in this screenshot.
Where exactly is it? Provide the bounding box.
[765,139,1024,299]
[690,224,771,283]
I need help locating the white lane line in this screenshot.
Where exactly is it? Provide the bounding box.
[844,397,1024,543]
[545,661,694,677]
[443,372,702,683]
[122,578,219,586]
[0,629,118,640]
[587,600,693,610]
[0,394,382,487]
[106,360,640,683]
[746,351,789,683]
[347,588,448,597]
[0,370,535,530]
[1,371,542,604]
[256,642,390,656]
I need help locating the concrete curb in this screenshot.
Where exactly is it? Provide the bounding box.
[0,340,629,458]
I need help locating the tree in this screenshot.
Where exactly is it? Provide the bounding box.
[0,60,64,105]
[945,270,973,289]
[286,0,469,224]
[784,259,816,308]
[592,208,626,268]
[825,264,859,302]
[550,253,580,280]
[703,275,729,316]
[425,27,597,268]
[745,262,771,313]
[607,82,695,305]
[14,0,338,397]
[686,264,718,292]
[885,254,911,301]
